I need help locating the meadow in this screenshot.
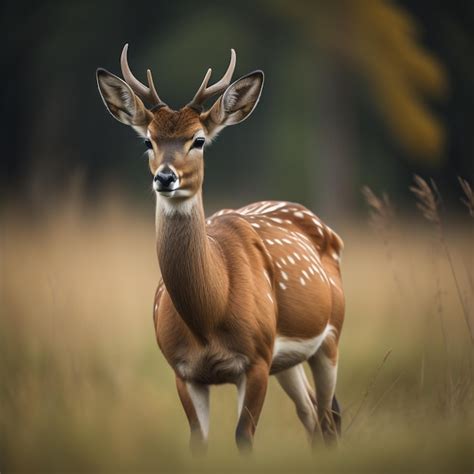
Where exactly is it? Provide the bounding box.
[1,187,473,472]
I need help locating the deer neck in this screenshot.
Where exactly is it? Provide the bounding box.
[155,192,229,341]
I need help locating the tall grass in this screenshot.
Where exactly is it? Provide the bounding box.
[458,176,474,217]
[410,175,473,343]
[0,188,473,472]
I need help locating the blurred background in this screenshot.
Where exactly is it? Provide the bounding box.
[1,0,473,472]
[2,0,473,216]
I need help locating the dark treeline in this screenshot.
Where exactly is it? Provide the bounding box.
[1,0,473,217]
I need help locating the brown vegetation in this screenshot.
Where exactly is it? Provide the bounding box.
[0,183,473,471]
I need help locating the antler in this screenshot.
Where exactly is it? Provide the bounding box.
[187,49,236,110]
[120,44,166,108]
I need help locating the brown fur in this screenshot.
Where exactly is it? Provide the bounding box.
[97,60,344,451]
[149,107,201,140]
[145,106,345,449]
[153,194,344,449]
[154,200,344,379]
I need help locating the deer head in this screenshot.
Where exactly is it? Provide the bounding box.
[97,45,264,200]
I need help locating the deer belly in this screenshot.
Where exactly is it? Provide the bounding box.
[270,324,333,374]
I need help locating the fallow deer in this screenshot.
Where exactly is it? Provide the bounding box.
[97,45,345,453]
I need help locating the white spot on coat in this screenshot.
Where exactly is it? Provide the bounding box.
[263,270,271,285]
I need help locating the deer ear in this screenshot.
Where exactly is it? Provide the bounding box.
[96,68,151,127]
[202,71,264,138]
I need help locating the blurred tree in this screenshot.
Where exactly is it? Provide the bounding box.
[270,0,447,160]
[2,0,472,218]
[267,0,448,216]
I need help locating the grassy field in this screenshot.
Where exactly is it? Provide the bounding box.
[1,194,473,472]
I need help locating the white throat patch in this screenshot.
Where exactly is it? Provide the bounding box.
[155,194,199,219]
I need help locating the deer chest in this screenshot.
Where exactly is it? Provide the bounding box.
[173,346,250,385]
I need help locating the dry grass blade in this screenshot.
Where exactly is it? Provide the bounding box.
[362,186,404,297]
[369,372,403,417]
[458,176,474,217]
[361,186,395,233]
[410,175,441,226]
[411,175,474,345]
[345,349,392,434]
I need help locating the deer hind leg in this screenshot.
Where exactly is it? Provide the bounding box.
[331,393,342,436]
[308,339,340,445]
[275,364,320,441]
[235,360,270,453]
[175,376,210,455]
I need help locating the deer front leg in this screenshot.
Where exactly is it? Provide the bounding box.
[235,360,269,453]
[176,376,210,454]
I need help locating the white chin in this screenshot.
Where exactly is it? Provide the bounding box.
[157,190,177,198]
[155,189,193,199]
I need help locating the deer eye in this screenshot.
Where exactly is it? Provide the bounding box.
[144,139,153,150]
[191,137,205,150]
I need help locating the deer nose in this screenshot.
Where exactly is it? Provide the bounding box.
[154,167,178,188]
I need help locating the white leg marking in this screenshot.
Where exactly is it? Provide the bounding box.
[312,354,338,411]
[296,364,315,398]
[276,365,317,434]
[237,375,247,418]
[186,382,210,440]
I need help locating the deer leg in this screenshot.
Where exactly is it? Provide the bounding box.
[331,394,342,436]
[235,361,269,453]
[275,364,319,441]
[308,341,340,446]
[175,376,210,454]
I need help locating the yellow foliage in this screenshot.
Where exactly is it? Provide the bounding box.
[271,0,448,161]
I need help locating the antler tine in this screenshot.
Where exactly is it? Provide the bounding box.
[188,49,236,109]
[146,69,161,105]
[120,43,165,107]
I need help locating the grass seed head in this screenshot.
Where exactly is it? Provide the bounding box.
[362,186,395,234]
[458,176,474,217]
[410,175,441,226]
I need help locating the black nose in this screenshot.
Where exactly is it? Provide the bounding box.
[154,168,177,188]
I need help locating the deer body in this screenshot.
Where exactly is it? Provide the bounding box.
[155,198,343,378]
[97,46,344,452]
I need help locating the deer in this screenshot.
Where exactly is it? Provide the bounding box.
[96,44,345,453]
